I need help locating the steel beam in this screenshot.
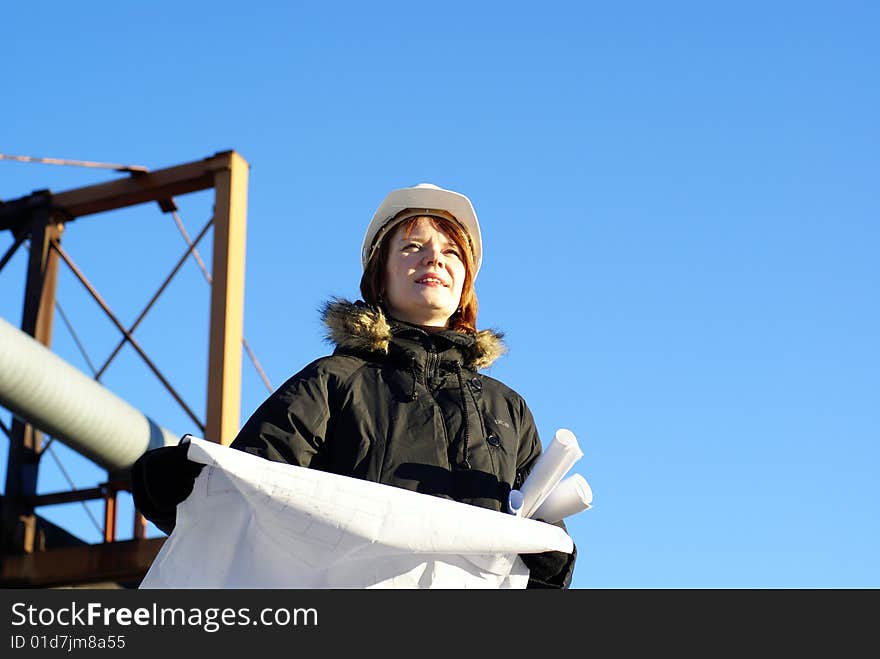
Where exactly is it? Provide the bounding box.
[0,538,165,588]
[1,206,62,554]
[49,152,235,219]
[206,152,249,445]
[103,492,117,544]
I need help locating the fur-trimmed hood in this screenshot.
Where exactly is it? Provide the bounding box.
[320,298,507,371]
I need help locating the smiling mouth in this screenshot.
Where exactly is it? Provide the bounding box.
[416,276,448,287]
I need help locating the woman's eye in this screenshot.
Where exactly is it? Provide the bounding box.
[445,250,461,258]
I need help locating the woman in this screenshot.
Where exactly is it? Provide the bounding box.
[131,183,576,588]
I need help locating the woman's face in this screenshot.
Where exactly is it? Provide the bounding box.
[383,217,466,328]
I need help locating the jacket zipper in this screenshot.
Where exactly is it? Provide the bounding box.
[425,351,440,382]
[422,349,452,467]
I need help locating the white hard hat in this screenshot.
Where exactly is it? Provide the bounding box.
[361,183,483,276]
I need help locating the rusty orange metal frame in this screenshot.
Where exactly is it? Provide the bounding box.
[0,538,165,587]
[48,150,249,445]
[0,151,249,586]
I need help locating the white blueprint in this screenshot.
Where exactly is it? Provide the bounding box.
[139,437,573,589]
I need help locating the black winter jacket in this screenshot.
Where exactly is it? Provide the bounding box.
[131,298,576,588]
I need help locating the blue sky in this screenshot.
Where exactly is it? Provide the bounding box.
[1,1,878,587]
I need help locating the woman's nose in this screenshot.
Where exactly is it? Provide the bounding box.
[422,241,445,267]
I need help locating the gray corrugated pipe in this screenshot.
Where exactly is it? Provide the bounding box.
[0,315,180,472]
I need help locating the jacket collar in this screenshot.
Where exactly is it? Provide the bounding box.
[320,298,507,371]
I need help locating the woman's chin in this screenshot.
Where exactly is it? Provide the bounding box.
[393,300,455,326]
[412,290,452,309]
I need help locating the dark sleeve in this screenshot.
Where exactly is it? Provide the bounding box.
[130,439,204,535]
[514,398,578,590]
[229,358,337,468]
[132,358,339,535]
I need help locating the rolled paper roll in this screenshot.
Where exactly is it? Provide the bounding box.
[520,428,584,519]
[507,489,524,516]
[532,474,593,523]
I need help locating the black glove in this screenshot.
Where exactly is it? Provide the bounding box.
[520,519,577,589]
[130,441,204,535]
